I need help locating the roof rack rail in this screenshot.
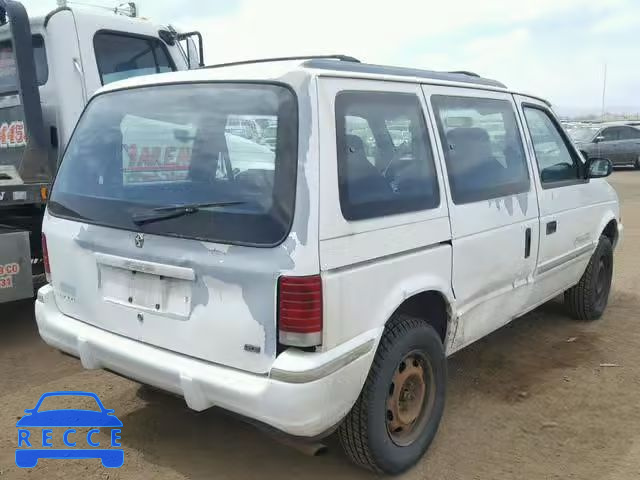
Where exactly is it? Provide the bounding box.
[204,54,360,70]
[448,70,481,77]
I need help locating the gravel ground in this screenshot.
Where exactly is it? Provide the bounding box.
[1,170,639,479]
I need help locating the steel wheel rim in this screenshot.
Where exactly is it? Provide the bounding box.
[386,351,436,447]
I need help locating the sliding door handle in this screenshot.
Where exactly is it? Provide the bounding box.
[525,228,532,258]
[546,221,557,235]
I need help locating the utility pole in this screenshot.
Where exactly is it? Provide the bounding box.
[600,63,607,122]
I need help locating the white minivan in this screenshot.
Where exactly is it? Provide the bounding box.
[35,56,622,474]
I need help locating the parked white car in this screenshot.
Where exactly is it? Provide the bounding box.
[35,56,622,474]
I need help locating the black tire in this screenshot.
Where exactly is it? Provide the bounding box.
[338,314,446,474]
[565,236,613,321]
[635,156,640,170]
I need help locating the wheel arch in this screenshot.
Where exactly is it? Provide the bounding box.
[377,276,456,352]
[390,291,451,344]
[599,214,619,249]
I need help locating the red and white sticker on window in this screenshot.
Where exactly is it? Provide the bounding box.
[0,121,27,148]
[123,143,193,184]
[0,262,20,289]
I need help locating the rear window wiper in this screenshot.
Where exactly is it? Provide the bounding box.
[131,201,245,226]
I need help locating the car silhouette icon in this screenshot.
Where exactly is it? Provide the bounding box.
[16,391,123,468]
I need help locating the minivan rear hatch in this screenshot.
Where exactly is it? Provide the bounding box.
[46,82,298,374]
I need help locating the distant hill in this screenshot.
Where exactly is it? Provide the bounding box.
[556,105,640,121]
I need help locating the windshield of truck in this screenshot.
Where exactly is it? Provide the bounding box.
[0,35,48,93]
[49,83,298,246]
[94,32,175,85]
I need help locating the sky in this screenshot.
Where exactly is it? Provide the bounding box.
[25,0,640,116]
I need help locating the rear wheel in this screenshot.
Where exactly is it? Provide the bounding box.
[565,236,613,321]
[338,314,446,474]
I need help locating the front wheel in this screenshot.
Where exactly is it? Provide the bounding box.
[338,314,446,474]
[565,235,613,321]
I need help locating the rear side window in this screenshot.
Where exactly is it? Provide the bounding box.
[431,96,529,205]
[94,32,175,85]
[336,91,440,220]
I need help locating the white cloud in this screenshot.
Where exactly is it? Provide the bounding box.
[591,10,640,33]
[183,0,637,112]
[14,0,640,113]
[191,0,605,64]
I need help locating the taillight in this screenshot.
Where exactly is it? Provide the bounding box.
[42,233,51,283]
[278,275,322,347]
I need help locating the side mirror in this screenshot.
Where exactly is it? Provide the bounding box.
[177,31,205,68]
[594,135,605,143]
[588,157,613,179]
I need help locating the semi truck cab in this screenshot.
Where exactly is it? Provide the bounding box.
[0,0,203,303]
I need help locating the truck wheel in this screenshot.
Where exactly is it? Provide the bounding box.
[338,314,446,474]
[635,156,640,170]
[565,236,613,321]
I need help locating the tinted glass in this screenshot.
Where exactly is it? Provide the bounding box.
[432,96,529,204]
[50,83,298,246]
[600,128,620,142]
[0,35,48,92]
[336,91,439,220]
[94,33,175,85]
[619,127,640,140]
[523,107,582,184]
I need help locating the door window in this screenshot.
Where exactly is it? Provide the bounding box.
[94,32,175,85]
[336,91,440,220]
[619,127,640,140]
[431,95,529,204]
[523,106,582,185]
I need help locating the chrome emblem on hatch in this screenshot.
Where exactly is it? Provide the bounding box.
[134,233,145,248]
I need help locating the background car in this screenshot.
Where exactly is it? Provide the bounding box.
[570,124,640,168]
[259,125,278,151]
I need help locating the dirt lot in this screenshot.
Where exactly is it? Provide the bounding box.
[1,171,639,479]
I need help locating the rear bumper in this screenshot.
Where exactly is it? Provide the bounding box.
[35,285,378,437]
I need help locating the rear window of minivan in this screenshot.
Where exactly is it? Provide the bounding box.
[49,83,298,246]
